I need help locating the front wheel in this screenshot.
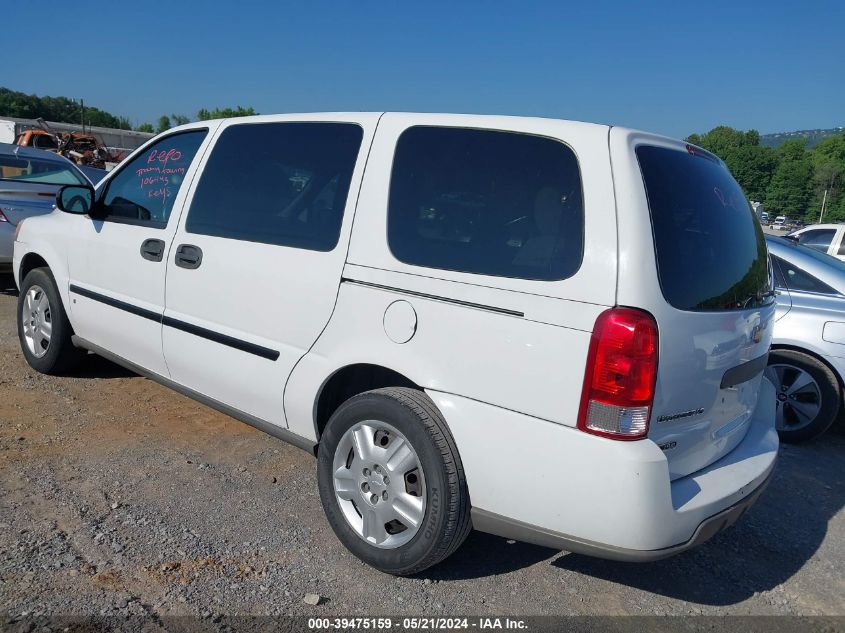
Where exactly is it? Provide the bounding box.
[765,350,839,443]
[317,387,471,575]
[17,267,84,374]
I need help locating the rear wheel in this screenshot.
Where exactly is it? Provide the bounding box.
[765,350,839,443]
[317,387,471,575]
[17,267,84,374]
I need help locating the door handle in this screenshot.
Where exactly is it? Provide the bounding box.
[140,238,165,262]
[175,244,203,269]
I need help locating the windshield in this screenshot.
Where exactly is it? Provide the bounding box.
[637,144,772,311]
[0,154,86,186]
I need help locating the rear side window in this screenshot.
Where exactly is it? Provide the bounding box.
[186,122,363,252]
[772,255,839,295]
[796,228,836,253]
[637,145,771,311]
[387,126,584,281]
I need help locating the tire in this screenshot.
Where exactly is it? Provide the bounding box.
[765,350,840,443]
[17,267,85,375]
[317,387,471,575]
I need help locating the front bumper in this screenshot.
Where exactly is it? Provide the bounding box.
[427,377,778,561]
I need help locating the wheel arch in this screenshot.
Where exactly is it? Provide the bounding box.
[18,252,51,285]
[770,343,845,396]
[16,245,77,332]
[313,363,421,441]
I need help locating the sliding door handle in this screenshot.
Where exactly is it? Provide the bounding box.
[140,238,165,262]
[175,244,203,269]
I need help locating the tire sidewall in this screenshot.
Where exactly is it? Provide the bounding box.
[17,268,70,374]
[770,350,839,443]
[317,392,451,574]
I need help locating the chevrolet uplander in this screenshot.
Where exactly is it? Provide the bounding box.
[13,113,778,574]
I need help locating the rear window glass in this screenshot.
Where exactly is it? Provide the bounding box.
[388,126,584,281]
[0,154,86,186]
[637,145,772,311]
[771,255,839,295]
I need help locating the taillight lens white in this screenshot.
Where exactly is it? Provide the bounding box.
[577,308,658,440]
[0,209,8,223]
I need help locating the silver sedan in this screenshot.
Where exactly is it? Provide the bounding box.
[0,143,91,271]
[767,235,845,442]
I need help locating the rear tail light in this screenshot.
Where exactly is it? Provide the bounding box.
[577,308,658,440]
[0,209,8,223]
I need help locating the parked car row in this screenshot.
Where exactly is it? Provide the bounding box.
[768,216,807,232]
[3,113,834,575]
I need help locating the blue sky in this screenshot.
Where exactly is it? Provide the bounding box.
[6,1,843,138]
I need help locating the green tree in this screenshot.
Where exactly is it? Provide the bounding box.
[135,123,154,133]
[156,115,172,134]
[808,132,845,222]
[0,86,131,129]
[765,140,814,219]
[726,145,779,202]
[171,114,190,126]
[196,105,257,120]
[687,126,759,159]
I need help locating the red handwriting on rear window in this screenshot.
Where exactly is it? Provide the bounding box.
[714,186,742,211]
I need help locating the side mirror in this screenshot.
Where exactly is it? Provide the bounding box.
[56,184,95,215]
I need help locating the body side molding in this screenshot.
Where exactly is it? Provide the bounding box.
[68,284,280,361]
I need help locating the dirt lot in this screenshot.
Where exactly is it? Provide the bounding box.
[1,273,843,620]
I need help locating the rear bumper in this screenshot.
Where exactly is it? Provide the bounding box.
[0,222,14,267]
[472,460,774,561]
[428,377,778,561]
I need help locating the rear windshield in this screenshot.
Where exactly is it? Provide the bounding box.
[637,145,772,311]
[0,154,86,186]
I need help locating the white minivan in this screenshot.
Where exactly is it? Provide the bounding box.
[13,113,778,575]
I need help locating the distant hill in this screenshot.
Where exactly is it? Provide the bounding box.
[760,127,844,148]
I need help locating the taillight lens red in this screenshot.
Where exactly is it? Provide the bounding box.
[577,308,658,440]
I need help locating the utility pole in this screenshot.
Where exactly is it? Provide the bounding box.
[80,99,85,133]
[820,189,828,224]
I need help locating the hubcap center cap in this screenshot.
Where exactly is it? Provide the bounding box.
[365,467,388,497]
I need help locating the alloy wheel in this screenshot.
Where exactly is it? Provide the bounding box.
[765,363,822,432]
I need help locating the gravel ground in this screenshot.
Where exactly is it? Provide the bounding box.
[0,273,843,620]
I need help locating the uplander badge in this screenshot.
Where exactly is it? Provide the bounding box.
[657,407,705,423]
